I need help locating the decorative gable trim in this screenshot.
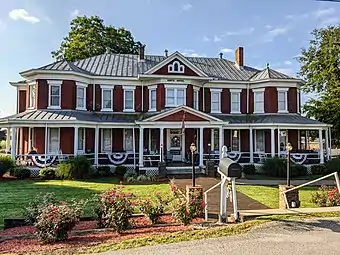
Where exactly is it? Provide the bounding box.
[144,51,208,77]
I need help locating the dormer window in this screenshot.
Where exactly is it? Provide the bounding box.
[76,82,87,110]
[165,84,187,107]
[101,85,113,112]
[277,88,289,113]
[47,80,62,109]
[168,61,185,73]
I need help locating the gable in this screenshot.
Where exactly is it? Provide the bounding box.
[153,59,199,76]
[157,110,206,122]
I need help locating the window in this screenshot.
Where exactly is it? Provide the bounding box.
[168,61,185,73]
[48,80,62,109]
[255,130,265,152]
[210,89,222,113]
[76,82,87,110]
[213,129,219,151]
[193,89,199,110]
[149,88,157,111]
[124,87,135,112]
[230,89,241,113]
[254,89,265,113]
[231,130,240,151]
[77,128,85,152]
[28,82,36,109]
[48,128,59,153]
[124,129,133,152]
[101,87,113,111]
[102,129,112,152]
[277,88,288,113]
[165,85,187,107]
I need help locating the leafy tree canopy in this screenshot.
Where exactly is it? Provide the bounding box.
[297,26,340,143]
[51,16,143,62]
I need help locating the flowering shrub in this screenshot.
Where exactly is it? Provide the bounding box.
[93,186,134,233]
[24,193,58,224]
[311,185,340,207]
[138,192,171,224]
[169,180,205,225]
[34,201,83,243]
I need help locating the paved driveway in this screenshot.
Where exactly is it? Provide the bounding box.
[99,217,340,255]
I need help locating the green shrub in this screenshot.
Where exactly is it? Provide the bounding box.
[115,165,127,176]
[291,164,307,177]
[39,167,57,180]
[311,185,340,207]
[325,158,340,174]
[136,174,150,181]
[97,165,112,177]
[242,164,256,175]
[311,164,327,175]
[138,192,171,224]
[24,193,58,224]
[0,154,14,177]
[261,157,287,177]
[10,167,31,179]
[57,156,91,180]
[0,140,6,149]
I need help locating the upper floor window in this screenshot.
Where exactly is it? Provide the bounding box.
[123,86,135,112]
[277,88,288,113]
[101,85,113,111]
[76,82,87,110]
[168,61,185,73]
[165,85,187,107]
[230,89,241,113]
[193,88,199,110]
[253,88,265,113]
[210,88,222,113]
[149,85,157,111]
[28,81,36,109]
[47,80,62,109]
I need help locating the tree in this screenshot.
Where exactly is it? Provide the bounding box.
[51,16,142,62]
[297,26,340,144]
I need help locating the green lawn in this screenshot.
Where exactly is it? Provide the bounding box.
[236,185,317,208]
[0,177,170,229]
[245,174,333,181]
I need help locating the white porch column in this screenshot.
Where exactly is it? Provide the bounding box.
[249,127,254,163]
[219,127,224,154]
[132,128,136,168]
[271,128,275,158]
[28,127,32,152]
[160,128,164,161]
[325,128,330,160]
[319,129,324,164]
[10,127,17,160]
[297,130,301,150]
[329,127,332,159]
[277,128,281,157]
[19,128,23,155]
[6,127,10,153]
[211,128,214,150]
[74,126,79,156]
[94,126,99,166]
[139,127,144,166]
[199,127,204,166]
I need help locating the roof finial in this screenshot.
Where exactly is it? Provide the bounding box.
[266,62,270,68]
[105,47,111,54]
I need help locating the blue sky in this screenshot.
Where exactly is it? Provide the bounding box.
[0,0,339,116]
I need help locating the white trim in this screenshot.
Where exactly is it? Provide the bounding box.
[230,90,241,114]
[277,89,288,113]
[149,87,157,112]
[76,82,88,88]
[101,88,113,112]
[230,89,242,93]
[165,86,187,107]
[77,127,86,153]
[253,89,264,114]
[47,127,60,153]
[100,85,114,89]
[123,128,134,152]
[210,88,222,114]
[148,84,158,90]
[210,88,223,93]
[164,84,188,89]
[47,83,61,110]
[76,85,87,111]
[168,61,185,74]
[277,87,289,92]
[297,88,300,114]
[193,89,199,110]
[193,86,200,91]
[47,80,63,86]
[253,88,265,92]
[123,86,136,113]
[101,128,112,152]
[28,82,36,109]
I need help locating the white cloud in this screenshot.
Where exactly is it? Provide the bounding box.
[214,35,222,42]
[225,27,255,36]
[284,60,292,65]
[0,20,6,30]
[181,3,192,11]
[203,35,211,42]
[71,9,80,19]
[314,8,335,18]
[220,48,233,53]
[319,16,340,27]
[182,49,206,57]
[9,9,40,24]
[265,25,273,30]
[262,26,289,42]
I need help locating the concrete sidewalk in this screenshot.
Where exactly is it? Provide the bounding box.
[236,179,335,186]
[239,206,340,217]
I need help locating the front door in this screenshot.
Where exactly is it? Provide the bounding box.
[167,129,184,162]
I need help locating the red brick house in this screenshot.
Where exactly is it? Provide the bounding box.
[0,46,331,172]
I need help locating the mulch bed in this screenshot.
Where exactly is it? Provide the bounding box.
[0,215,203,254]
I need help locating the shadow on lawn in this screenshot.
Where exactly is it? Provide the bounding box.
[272,218,340,233]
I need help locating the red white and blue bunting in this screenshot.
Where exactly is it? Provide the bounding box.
[290,154,308,165]
[107,152,129,165]
[31,155,57,168]
[227,151,242,162]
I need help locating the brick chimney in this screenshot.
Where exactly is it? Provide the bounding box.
[235,47,244,67]
[139,44,146,60]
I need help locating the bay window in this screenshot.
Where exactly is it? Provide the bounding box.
[193,88,199,110]
[253,88,265,113]
[230,89,241,113]
[123,86,135,112]
[48,128,59,153]
[28,81,36,109]
[76,82,87,110]
[165,85,187,107]
[48,80,62,109]
[101,86,113,111]
[149,85,157,111]
[210,88,222,113]
[277,88,288,113]
[101,129,112,152]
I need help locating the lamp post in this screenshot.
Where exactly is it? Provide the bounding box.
[190,143,197,187]
[286,143,293,186]
[208,143,211,161]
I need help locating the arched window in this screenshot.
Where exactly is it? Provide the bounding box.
[168,61,185,74]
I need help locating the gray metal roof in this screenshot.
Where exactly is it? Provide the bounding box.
[211,113,325,125]
[250,67,293,81]
[31,53,298,81]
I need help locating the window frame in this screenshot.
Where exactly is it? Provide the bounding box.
[230,129,241,152]
[254,130,265,152]
[168,61,185,74]
[77,128,85,153]
[123,86,136,112]
[230,89,241,114]
[47,80,62,109]
[101,85,114,112]
[193,88,199,110]
[253,88,265,114]
[76,82,87,110]
[164,84,187,107]
[277,88,289,113]
[47,127,60,154]
[28,81,36,109]
[123,129,134,152]
[101,128,112,152]
[210,88,222,113]
[148,85,157,112]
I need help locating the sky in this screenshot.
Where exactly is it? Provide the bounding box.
[0,0,339,117]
